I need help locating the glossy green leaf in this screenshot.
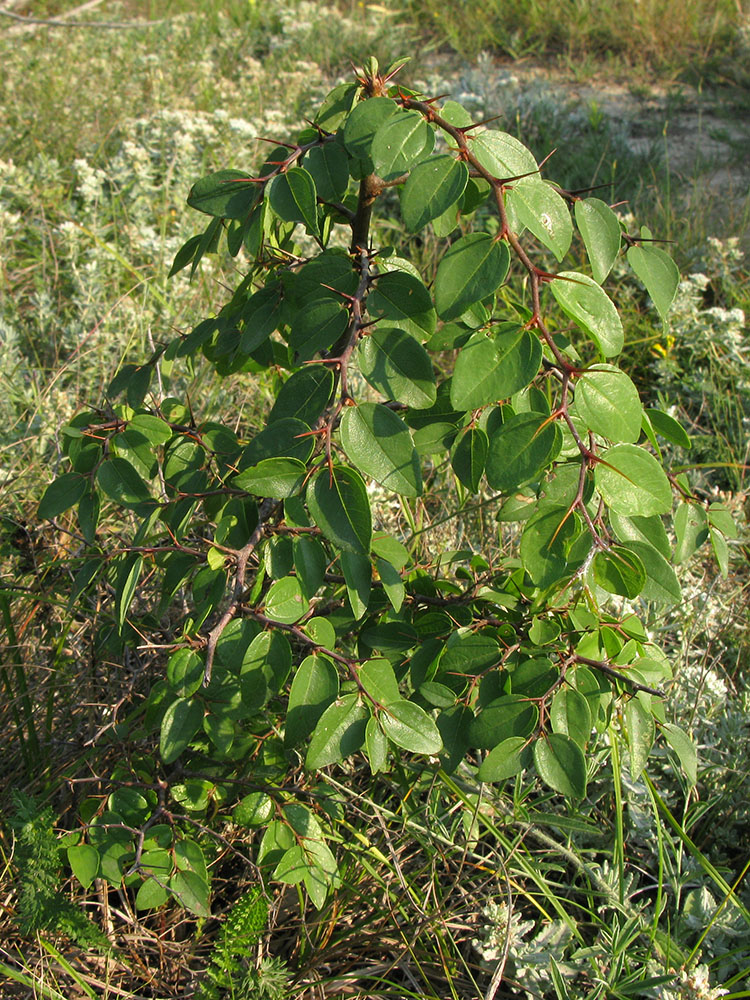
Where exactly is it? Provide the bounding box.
[368,270,436,341]
[234,457,307,499]
[359,657,401,706]
[400,155,469,232]
[477,736,526,783]
[304,142,349,201]
[170,869,210,917]
[380,700,442,754]
[160,697,203,764]
[609,511,671,559]
[434,233,510,321]
[451,324,542,410]
[506,179,572,261]
[486,412,560,492]
[340,402,421,497]
[470,129,537,179]
[661,722,697,786]
[371,109,434,180]
[551,271,623,357]
[357,326,436,409]
[293,535,327,599]
[68,844,99,889]
[187,169,259,219]
[593,546,646,598]
[340,550,371,619]
[645,408,691,449]
[469,696,539,749]
[621,541,682,605]
[241,417,313,466]
[167,648,204,699]
[534,733,587,798]
[234,791,275,828]
[241,629,292,708]
[268,366,334,425]
[38,472,88,520]
[574,198,621,283]
[595,443,672,516]
[288,297,349,362]
[114,553,143,630]
[365,716,389,773]
[574,364,643,443]
[343,96,398,161]
[285,655,339,748]
[306,693,368,769]
[307,466,370,555]
[314,81,359,131]
[441,631,501,676]
[627,244,680,322]
[268,167,319,237]
[674,503,709,563]
[97,458,155,510]
[451,426,488,493]
[550,688,591,749]
[520,505,581,589]
[375,557,405,613]
[626,697,655,779]
[136,877,170,911]
[264,576,308,624]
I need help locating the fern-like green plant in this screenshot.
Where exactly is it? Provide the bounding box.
[196,886,287,1000]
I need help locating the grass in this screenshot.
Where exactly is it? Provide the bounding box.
[1,1,749,997]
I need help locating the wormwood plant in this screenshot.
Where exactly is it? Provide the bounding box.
[37,59,736,926]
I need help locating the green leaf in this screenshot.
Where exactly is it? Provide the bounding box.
[115,553,143,630]
[68,844,99,889]
[239,285,283,354]
[307,465,372,555]
[268,366,334,425]
[550,688,591,749]
[167,648,204,699]
[626,697,655,779]
[380,700,442,754]
[574,364,643,443]
[170,869,210,917]
[434,233,511,321]
[534,733,587,798]
[340,402,421,497]
[359,657,401,706]
[241,630,292,708]
[187,169,259,219]
[400,155,469,232]
[621,541,682,605]
[470,129,537,179]
[265,577,308,624]
[441,631,501,675]
[268,167,320,237]
[506,179,572,261]
[304,142,349,201]
[365,716,389,773]
[357,326,436,409]
[368,270,436,341]
[645,407,691,449]
[293,535,327,599]
[375,557,405,613]
[340,550,371,619]
[285,655,339,748]
[593,546,646,599]
[477,737,526,783]
[96,458,155,510]
[486,412,560,492]
[551,272,623,357]
[674,502,709,563]
[241,417,313,466]
[315,81,359,131]
[609,511,671,559]
[136,877,170,910]
[595,443,672,516]
[234,457,307,499]
[627,245,680,322]
[160,697,204,764]
[574,198,621,283]
[371,109,434,180]
[469,696,539,749]
[450,324,542,410]
[661,723,697,786]
[38,472,88,520]
[520,505,582,589]
[234,792,275,827]
[343,96,398,161]
[306,693,368,769]
[451,426,488,493]
[288,297,349,362]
